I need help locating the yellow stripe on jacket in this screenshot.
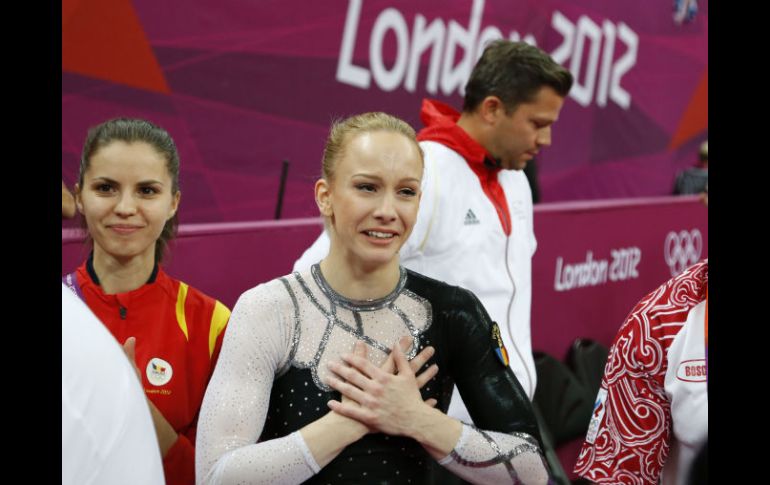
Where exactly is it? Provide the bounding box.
[176,282,190,341]
[209,301,230,357]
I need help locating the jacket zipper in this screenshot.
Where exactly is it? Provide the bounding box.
[504,230,535,400]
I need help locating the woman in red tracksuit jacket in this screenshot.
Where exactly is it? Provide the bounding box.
[63,118,229,485]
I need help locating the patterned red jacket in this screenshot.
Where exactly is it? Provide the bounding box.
[574,260,708,485]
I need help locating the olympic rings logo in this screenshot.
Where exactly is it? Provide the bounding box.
[664,229,703,276]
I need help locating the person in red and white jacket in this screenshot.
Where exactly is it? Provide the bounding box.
[574,260,708,485]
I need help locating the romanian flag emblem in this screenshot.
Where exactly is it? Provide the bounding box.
[495,346,510,367]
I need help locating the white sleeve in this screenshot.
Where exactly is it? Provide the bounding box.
[293,230,330,272]
[195,282,320,485]
[439,424,549,485]
[527,196,537,257]
[401,149,438,263]
[519,171,537,257]
[62,285,165,485]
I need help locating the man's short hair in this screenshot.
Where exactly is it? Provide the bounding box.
[463,40,573,113]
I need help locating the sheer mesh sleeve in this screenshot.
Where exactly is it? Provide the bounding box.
[439,424,548,484]
[195,280,319,485]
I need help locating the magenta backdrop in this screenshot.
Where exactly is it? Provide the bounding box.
[63,0,708,225]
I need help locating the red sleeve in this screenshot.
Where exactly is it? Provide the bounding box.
[573,291,674,484]
[163,432,195,485]
[162,286,229,485]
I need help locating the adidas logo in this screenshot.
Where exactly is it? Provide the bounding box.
[464,209,480,225]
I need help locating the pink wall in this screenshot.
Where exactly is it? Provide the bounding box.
[63,195,707,358]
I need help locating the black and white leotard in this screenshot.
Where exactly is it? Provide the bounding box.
[196,265,548,484]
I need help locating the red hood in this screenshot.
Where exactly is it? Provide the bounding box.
[416,99,512,235]
[417,99,492,168]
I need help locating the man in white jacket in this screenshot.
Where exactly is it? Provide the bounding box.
[295,40,572,421]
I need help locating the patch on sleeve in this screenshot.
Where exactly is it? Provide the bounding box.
[585,388,608,444]
[491,322,509,367]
